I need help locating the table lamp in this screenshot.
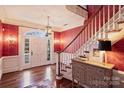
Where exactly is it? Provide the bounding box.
[98,40,111,63]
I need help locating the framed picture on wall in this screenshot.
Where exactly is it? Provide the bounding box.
[93,48,100,57]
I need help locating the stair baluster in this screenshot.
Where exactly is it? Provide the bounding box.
[99,10,101,39]
[103,6,105,39]
[113,5,116,30]
[58,6,124,80]
[105,5,110,39]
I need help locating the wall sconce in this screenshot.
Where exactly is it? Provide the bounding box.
[54,39,60,44]
[54,39,64,46]
[98,40,111,63]
[60,39,64,44]
[2,27,5,32]
[54,39,64,52]
[6,35,16,45]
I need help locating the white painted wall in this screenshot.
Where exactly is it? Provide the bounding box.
[2,56,20,73]
[0,26,56,74]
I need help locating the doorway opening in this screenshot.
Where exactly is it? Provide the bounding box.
[23,29,53,69]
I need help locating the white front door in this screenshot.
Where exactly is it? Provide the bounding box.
[23,36,50,69]
[30,36,48,67]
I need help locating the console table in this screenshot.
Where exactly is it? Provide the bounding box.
[72,58,115,88]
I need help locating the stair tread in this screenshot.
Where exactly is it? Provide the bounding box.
[61,69,67,72]
[79,55,87,58]
[118,20,124,24]
[65,66,72,69]
[107,28,122,33]
[59,6,124,82]
[84,51,89,53]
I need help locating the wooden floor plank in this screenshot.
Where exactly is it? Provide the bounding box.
[0,64,73,88]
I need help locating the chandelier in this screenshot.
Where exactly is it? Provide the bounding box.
[45,16,52,37]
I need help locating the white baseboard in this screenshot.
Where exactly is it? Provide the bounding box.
[2,56,20,74]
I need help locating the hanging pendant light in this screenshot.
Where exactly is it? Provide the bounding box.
[46,16,52,37]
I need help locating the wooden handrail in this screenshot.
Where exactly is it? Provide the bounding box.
[78,5,88,12]
[60,6,104,53]
[57,5,124,78]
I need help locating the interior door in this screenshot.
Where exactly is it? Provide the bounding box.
[30,36,48,67]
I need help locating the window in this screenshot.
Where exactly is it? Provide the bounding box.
[47,39,51,61]
[24,38,30,63]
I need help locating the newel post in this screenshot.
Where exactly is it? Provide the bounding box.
[58,52,61,76]
[56,52,63,80]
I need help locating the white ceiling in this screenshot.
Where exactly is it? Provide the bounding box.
[0,5,85,31]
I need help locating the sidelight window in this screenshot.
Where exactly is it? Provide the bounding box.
[47,39,51,61]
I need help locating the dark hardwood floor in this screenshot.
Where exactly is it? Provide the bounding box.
[0,64,73,88]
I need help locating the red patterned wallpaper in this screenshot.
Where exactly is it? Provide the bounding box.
[0,21,2,58]
[106,38,124,71]
[2,24,19,56]
[60,26,83,51]
[54,26,83,52]
[54,32,61,52]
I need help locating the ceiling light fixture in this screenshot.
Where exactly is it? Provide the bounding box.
[63,24,68,26]
[45,16,52,37]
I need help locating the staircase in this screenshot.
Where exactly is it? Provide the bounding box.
[57,5,124,80]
